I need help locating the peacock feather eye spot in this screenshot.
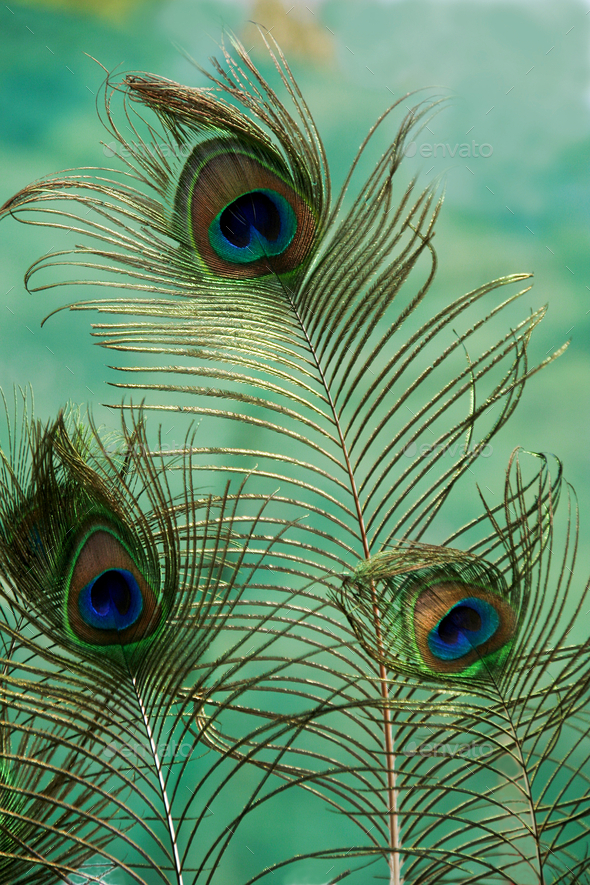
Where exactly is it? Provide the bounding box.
[6,505,52,570]
[67,528,161,647]
[176,139,316,279]
[413,580,515,676]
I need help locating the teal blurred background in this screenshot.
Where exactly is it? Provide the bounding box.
[1,1,590,881]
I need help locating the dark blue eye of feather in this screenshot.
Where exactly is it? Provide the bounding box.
[79,569,143,631]
[428,597,499,661]
[91,570,132,617]
[209,188,297,264]
[219,192,282,247]
[437,605,481,644]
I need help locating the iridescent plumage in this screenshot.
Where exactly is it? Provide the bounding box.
[0,32,588,885]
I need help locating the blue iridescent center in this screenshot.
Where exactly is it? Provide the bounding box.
[427,597,499,661]
[78,569,143,631]
[209,189,297,264]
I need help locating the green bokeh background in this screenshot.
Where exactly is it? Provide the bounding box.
[1,0,589,880]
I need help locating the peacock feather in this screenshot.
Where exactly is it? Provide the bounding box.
[0,30,588,885]
[0,393,339,883]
